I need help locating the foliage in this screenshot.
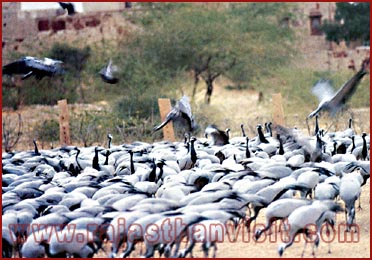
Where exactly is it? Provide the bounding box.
[224,84,251,91]
[2,83,20,110]
[32,119,59,148]
[126,2,188,26]
[48,43,91,102]
[113,115,154,143]
[112,51,170,120]
[70,110,109,147]
[67,108,153,147]
[227,3,296,82]
[49,43,91,77]
[321,2,370,45]
[122,3,296,104]
[3,75,78,107]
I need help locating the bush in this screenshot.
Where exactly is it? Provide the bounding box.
[69,109,155,147]
[2,82,20,110]
[33,119,60,148]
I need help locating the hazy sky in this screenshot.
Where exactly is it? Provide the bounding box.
[20,2,84,12]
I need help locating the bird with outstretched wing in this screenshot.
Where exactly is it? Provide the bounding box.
[2,56,64,80]
[153,95,197,133]
[308,57,369,118]
[99,59,119,84]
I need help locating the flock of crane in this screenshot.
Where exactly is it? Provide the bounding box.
[2,112,370,257]
[1,35,370,258]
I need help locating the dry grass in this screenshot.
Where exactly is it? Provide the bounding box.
[191,78,370,138]
[2,77,369,150]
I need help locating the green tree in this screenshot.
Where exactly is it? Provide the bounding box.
[321,2,370,45]
[123,3,295,104]
[227,3,296,81]
[48,43,91,102]
[132,4,241,104]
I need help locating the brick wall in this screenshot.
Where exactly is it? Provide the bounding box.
[2,4,138,62]
[292,2,369,71]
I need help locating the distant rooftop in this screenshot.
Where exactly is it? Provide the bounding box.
[20,2,84,12]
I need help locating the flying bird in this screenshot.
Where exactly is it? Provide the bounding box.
[99,59,119,84]
[58,2,76,16]
[308,58,369,118]
[2,56,64,80]
[153,95,196,133]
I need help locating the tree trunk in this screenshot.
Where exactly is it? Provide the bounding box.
[204,76,213,104]
[191,70,200,102]
[78,75,85,103]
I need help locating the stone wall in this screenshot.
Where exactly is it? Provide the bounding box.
[2,3,138,62]
[292,2,369,71]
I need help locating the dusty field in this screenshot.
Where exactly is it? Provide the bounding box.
[2,79,369,151]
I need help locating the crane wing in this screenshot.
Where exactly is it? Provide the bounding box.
[99,66,110,77]
[311,79,335,102]
[21,71,35,80]
[328,59,369,109]
[178,95,197,130]
[99,60,119,84]
[177,96,193,119]
[24,57,62,74]
[205,125,229,145]
[152,109,178,132]
[2,59,30,75]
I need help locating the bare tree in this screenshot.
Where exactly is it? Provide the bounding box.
[2,113,23,152]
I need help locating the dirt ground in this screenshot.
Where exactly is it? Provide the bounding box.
[2,78,370,151]
[2,80,263,150]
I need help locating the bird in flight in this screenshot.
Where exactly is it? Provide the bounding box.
[153,95,197,133]
[2,56,64,80]
[308,57,369,118]
[58,2,76,16]
[99,59,119,84]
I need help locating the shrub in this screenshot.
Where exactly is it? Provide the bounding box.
[2,113,23,152]
[32,119,59,148]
